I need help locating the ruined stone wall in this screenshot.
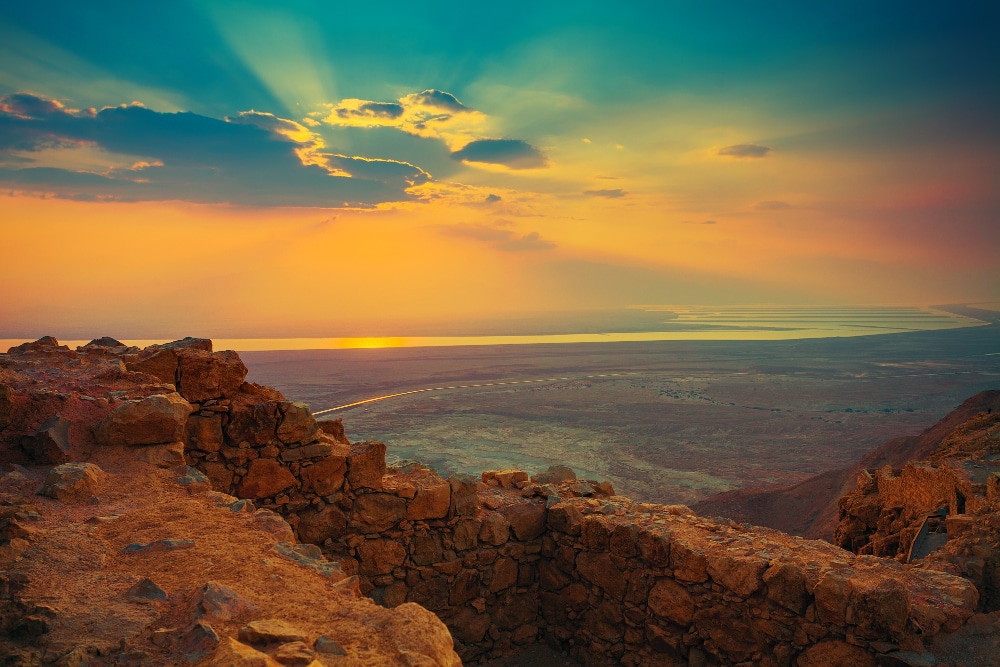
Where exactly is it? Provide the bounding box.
[6,338,982,666]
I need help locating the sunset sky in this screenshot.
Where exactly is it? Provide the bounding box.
[1,2,998,338]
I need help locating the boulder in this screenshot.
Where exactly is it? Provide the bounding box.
[296,505,347,545]
[253,510,295,542]
[448,473,480,516]
[352,493,406,532]
[547,502,583,536]
[670,539,708,583]
[347,441,386,490]
[299,453,347,496]
[489,557,518,592]
[452,519,481,551]
[177,349,247,402]
[38,462,106,502]
[238,619,308,645]
[0,385,11,430]
[125,348,178,385]
[648,578,694,626]
[411,534,444,566]
[125,578,167,601]
[272,641,314,666]
[279,441,336,462]
[21,416,72,464]
[160,337,212,352]
[180,622,219,661]
[358,539,407,575]
[237,460,297,499]
[500,500,547,541]
[407,479,451,520]
[276,402,318,444]
[93,393,193,446]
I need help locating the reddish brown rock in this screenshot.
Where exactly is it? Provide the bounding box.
[300,452,348,496]
[814,570,850,625]
[411,534,444,566]
[272,641,314,666]
[764,562,810,613]
[648,577,694,626]
[609,522,639,558]
[637,527,670,567]
[94,393,193,446]
[125,348,178,385]
[407,479,451,520]
[850,577,910,641]
[796,640,876,667]
[452,519,481,551]
[358,539,407,575]
[479,512,510,546]
[347,441,386,491]
[489,557,518,593]
[226,403,280,447]
[501,500,547,541]
[449,473,480,516]
[447,606,490,644]
[201,462,234,493]
[237,460,297,499]
[670,539,708,583]
[407,577,450,612]
[210,637,281,667]
[317,418,349,445]
[352,493,406,532]
[581,515,611,550]
[449,569,481,605]
[238,619,308,645]
[296,505,347,545]
[20,415,72,464]
[38,462,106,502]
[576,552,626,599]
[547,502,583,536]
[531,465,576,485]
[707,552,765,597]
[276,402,318,444]
[185,413,224,452]
[194,582,259,621]
[177,349,248,402]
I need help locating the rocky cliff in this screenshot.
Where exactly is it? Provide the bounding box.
[0,337,996,666]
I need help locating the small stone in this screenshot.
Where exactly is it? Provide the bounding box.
[179,622,219,660]
[210,636,280,667]
[122,538,195,554]
[20,416,72,464]
[314,636,347,656]
[194,582,259,620]
[230,499,256,513]
[125,578,167,601]
[151,628,175,647]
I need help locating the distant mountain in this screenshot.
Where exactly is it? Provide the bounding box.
[692,390,1000,540]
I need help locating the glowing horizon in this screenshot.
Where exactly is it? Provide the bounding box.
[1,3,998,337]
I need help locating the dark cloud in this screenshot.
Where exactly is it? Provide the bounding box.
[0,93,426,207]
[438,222,555,252]
[584,188,626,198]
[485,193,502,202]
[412,89,468,112]
[754,200,791,210]
[682,220,717,225]
[337,101,405,119]
[451,139,547,169]
[718,143,772,158]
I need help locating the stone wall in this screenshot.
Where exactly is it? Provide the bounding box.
[4,338,984,666]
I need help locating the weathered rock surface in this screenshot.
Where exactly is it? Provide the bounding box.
[38,462,106,502]
[177,349,247,402]
[276,402,318,444]
[238,460,298,499]
[20,415,72,464]
[94,393,193,446]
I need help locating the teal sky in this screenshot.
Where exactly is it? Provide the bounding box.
[0,1,998,337]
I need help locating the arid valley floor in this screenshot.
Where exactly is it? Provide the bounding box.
[242,314,1000,509]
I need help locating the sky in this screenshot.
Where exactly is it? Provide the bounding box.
[1,1,998,338]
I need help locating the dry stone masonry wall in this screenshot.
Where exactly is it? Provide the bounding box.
[1,337,988,666]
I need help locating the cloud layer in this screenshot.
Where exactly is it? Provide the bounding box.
[451,139,547,169]
[0,93,428,206]
[718,143,772,158]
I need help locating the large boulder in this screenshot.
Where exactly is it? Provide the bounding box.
[94,393,193,446]
[358,539,407,575]
[226,403,280,447]
[21,416,72,464]
[648,578,694,626]
[500,500,547,541]
[276,402,318,444]
[706,552,765,598]
[237,460,297,499]
[177,350,248,402]
[407,479,451,520]
[38,462,106,502]
[448,473,480,517]
[185,414,224,453]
